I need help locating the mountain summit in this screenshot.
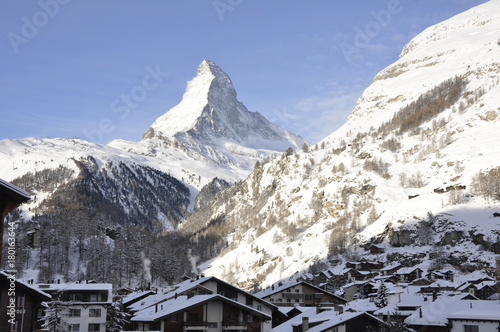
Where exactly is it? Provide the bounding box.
[142,60,307,153]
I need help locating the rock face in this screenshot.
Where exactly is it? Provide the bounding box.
[144,60,308,160]
[194,177,231,211]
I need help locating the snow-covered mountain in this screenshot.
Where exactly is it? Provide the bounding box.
[183,1,500,289]
[109,60,307,187]
[0,60,307,230]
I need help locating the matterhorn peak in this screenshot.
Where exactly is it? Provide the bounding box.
[143,60,307,154]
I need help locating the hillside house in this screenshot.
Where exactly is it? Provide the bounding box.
[396,267,423,283]
[380,264,402,276]
[457,281,497,300]
[367,244,386,255]
[0,273,51,332]
[255,281,347,308]
[426,269,454,282]
[37,281,112,332]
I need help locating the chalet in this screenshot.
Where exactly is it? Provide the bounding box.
[341,281,367,302]
[0,178,30,265]
[327,267,354,287]
[290,311,384,332]
[367,244,386,255]
[380,263,401,276]
[131,294,272,332]
[255,281,347,308]
[409,278,432,286]
[345,262,361,270]
[395,267,423,283]
[457,281,497,300]
[359,260,384,271]
[426,269,454,282]
[130,276,278,332]
[37,281,112,332]
[419,280,457,294]
[0,273,51,332]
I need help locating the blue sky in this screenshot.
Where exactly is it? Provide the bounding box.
[0,0,487,144]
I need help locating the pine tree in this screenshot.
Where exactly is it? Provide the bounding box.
[40,297,70,332]
[375,282,388,308]
[106,298,130,332]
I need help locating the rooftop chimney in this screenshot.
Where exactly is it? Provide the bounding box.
[302,317,309,332]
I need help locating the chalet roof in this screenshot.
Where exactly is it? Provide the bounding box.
[0,178,30,203]
[131,294,272,323]
[380,263,401,271]
[406,298,498,326]
[307,312,384,332]
[36,281,112,304]
[255,281,346,303]
[0,272,51,300]
[122,290,156,307]
[129,276,276,313]
[396,267,422,275]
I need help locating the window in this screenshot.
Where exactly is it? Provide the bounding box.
[70,293,82,301]
[287,299,291,303]
[305,295,312,300]
[189,313,199,322]
[69,324,80,332]
[171,314,178,322]
[89,293,101,302]
[10,321,18,331]
[16,295,25,307]
[256,304,262,311]
[69,309,81,317]
[89,309,101,317]
[88,323,100,332]
[295,289,300,293]
[464,325,479,332]
[207,323,218,328]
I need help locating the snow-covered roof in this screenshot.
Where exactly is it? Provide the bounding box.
[122,290,155,306]
[131,294,272,322]
[307,312,384,332]
[36,282,112,303]
[0,272,51,299]
[448,305,500,321]
[0,178,30,201]
[380,264,401,272]
[405,297,497,326]
[255,281,346,303]
[396,267,422,275]
[129,276,276,313]
[255,281,302,299]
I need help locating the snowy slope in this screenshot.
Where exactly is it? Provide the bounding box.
[1,60,308,228]
[187,1,500,289]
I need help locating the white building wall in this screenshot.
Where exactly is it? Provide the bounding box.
[64,304,107,332]
[450,320,499,332]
